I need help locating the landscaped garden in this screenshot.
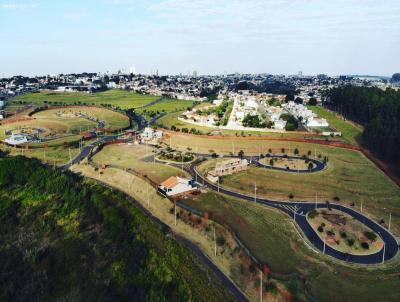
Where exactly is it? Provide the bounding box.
[307,208,383,255]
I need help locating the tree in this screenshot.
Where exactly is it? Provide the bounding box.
[308,97,318,106]
[294,97,303,104]
[238,150,244,158]
[392,73,400,82]
[285,94,294,102]
[294,148,299,155]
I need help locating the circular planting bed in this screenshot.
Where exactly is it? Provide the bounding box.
[254,154,325,173]
[307,208,384,255]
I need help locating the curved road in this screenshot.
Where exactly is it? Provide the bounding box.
[186,164,398,264]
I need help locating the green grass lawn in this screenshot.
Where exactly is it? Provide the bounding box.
[308,105,362,144]
[10,90,159,109]
[137,99,195,114]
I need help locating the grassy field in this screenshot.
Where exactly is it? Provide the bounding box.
[33,107,129,131]
[168,133,400,234]
[91,144,187,184]
[308,105,363,144]
[0,107,129,143]
[0,143,81,165]
[137,98,195,114]
[10,89,159,109]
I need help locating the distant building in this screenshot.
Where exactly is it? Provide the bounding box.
[207,158,248,182]
[142,127,163,141]
[4,133,30,145]
[158,176,196,197]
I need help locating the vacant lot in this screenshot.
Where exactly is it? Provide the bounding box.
[91,143,188,184]
[137,99,195,114]
[10,90,159,109]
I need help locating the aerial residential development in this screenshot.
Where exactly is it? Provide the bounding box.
[1,1,400,302]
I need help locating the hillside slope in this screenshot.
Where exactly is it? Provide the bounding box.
[0,156,236,302]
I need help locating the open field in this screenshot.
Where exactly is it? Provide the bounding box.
[156,111,333,139]
[137,98,195,114]
[9,90,159,109]
[0,106,129,144]
[91,143,188,184]
[308,105,363,144]
[33,107,129,131]
[0,143,81,165]
[167,133,400,234]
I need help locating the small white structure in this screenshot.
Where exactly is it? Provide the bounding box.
[158,176,196,196]
[273,119,287,130]
[307,117,329,128]
[5,133,30,145]
[142,127,163,141]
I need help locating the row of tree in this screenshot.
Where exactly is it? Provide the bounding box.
[326,86,400,162]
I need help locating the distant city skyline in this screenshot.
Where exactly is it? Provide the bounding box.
[1,0,399,77]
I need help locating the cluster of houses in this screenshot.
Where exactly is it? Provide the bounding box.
[282,101,329,129]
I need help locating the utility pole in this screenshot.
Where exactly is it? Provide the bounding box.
[43,148,46,162]
[323,238,326,254]
[174,202,177,226]
[382,242,385,264]
[315,192,318,209]
[360,199,363,213]
[259,270,263,302]
[181,154,183,171]
[69,147,72,163]
[217,177,220,192]
[254,183,257,203]
[213,225,217,257]
[389,212,392,231]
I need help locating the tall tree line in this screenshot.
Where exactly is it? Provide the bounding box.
[326,86,400,162]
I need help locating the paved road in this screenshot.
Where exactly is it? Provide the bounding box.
[187,165,398,264]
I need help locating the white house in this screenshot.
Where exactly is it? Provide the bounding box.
[273,119,287,130]
[158,176,196,196]
[5,133,30,145]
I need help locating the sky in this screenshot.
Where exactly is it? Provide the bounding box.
[0,0,400,77]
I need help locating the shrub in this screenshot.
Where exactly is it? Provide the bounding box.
[326,230,335,236]
[340,231,347,238]
[347,239,355,246]
[317,225,324,233]
[361,242,369,249]
[216,236,226,246]
[364,231,377,242]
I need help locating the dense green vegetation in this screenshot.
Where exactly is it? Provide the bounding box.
[326,86,400,161]
[0,156,235,302]
[242,114,267,128]
[280,113,298,131]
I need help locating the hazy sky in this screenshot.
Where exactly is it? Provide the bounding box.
[1,0,399,77]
